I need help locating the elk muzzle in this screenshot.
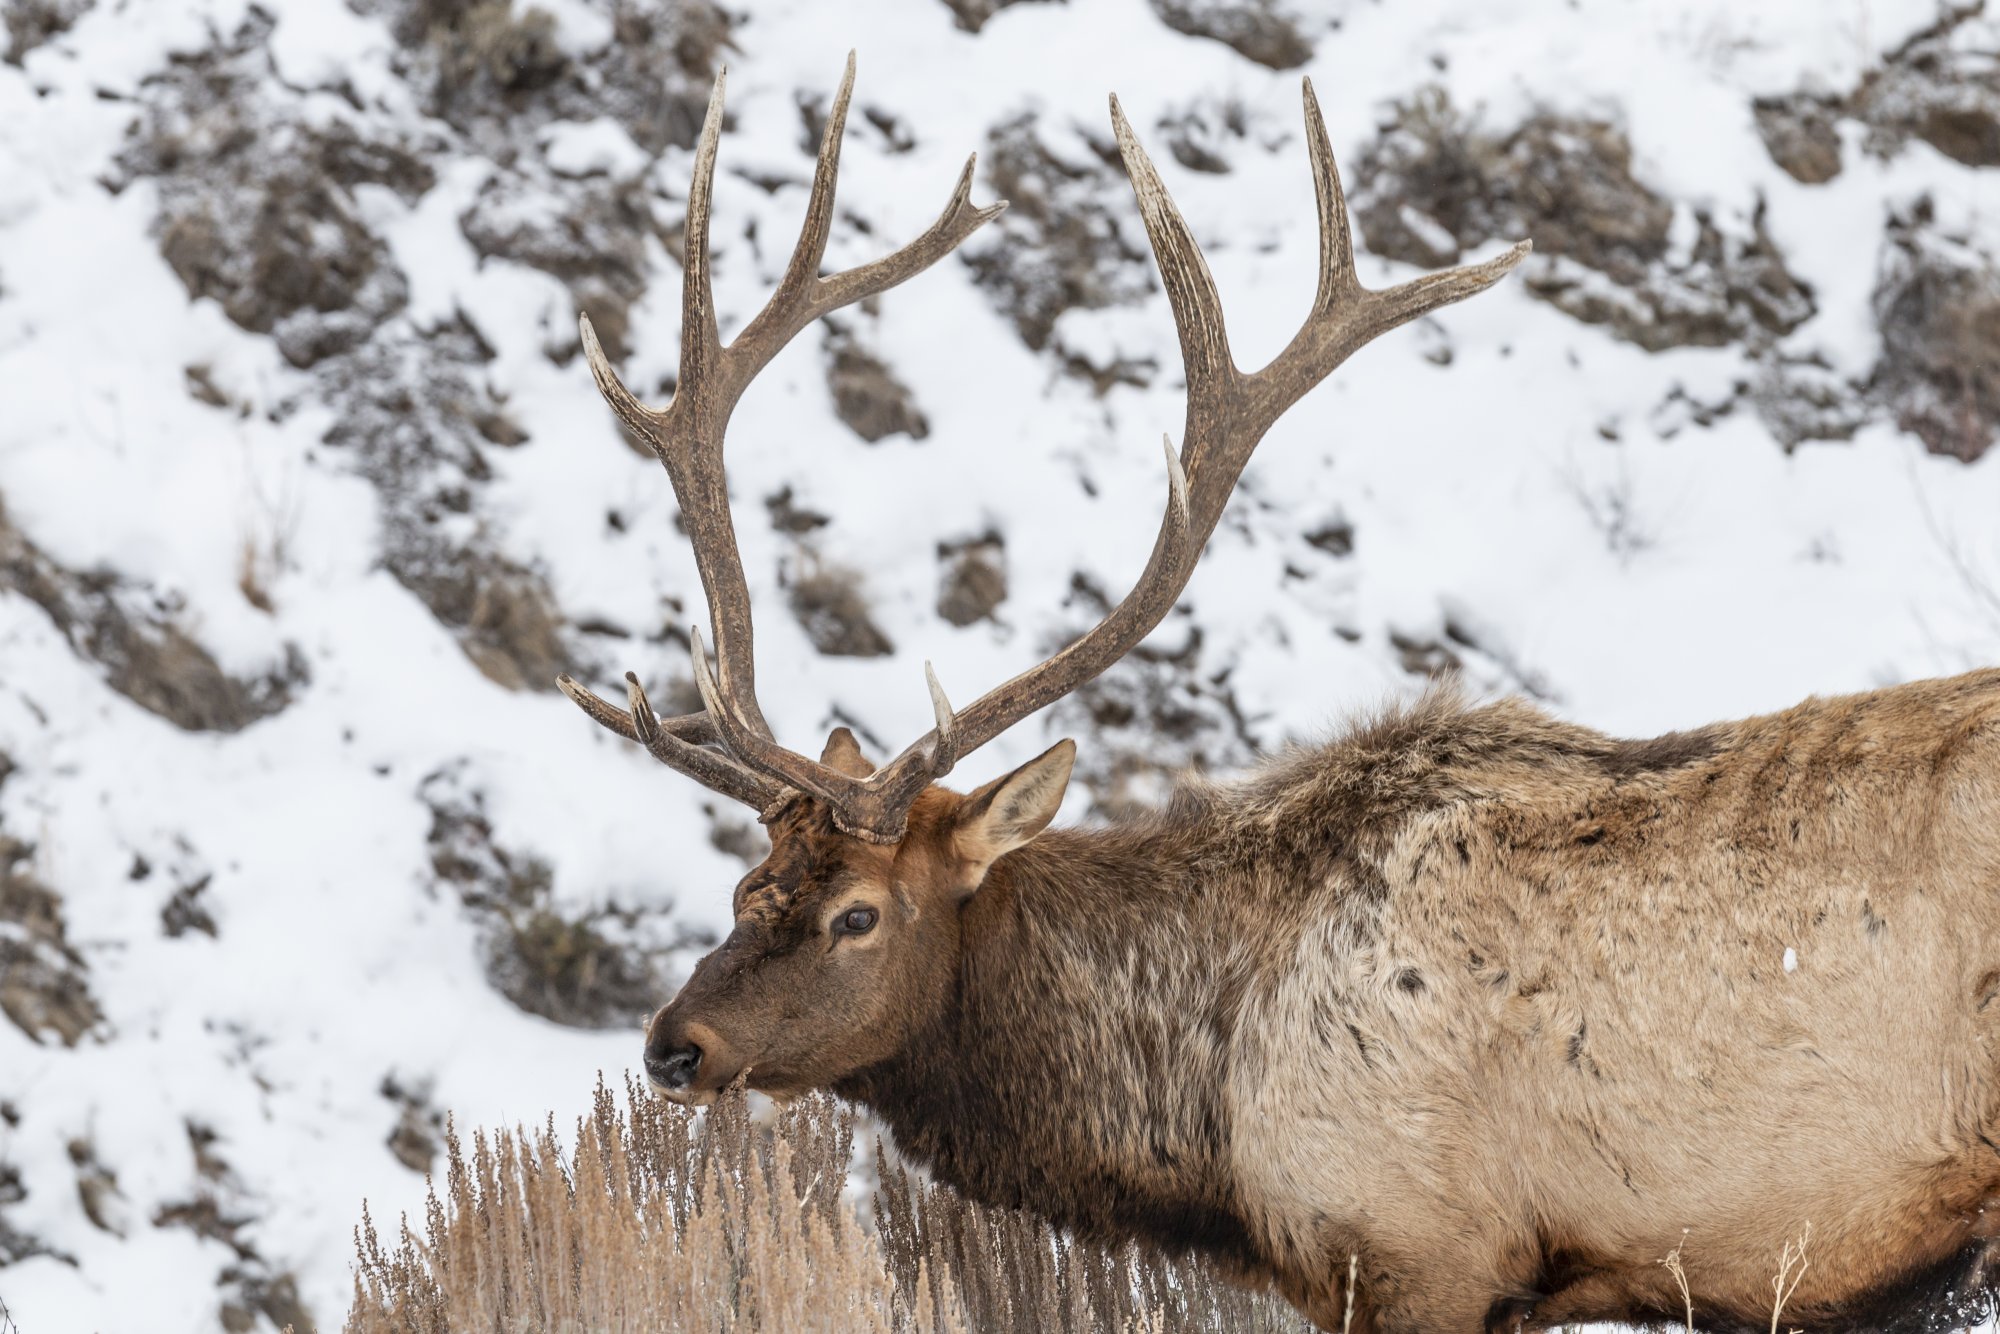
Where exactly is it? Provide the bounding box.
[643,1012,740,1105]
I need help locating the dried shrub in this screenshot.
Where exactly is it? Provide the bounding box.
[1148,0,1313,71]
[964,112,1153,352]
[345,1079,1305,1333]
[1871,199,2000,462]
[1353,89,1815,352]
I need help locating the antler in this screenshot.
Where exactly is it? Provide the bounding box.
[562,62,1529,843]
[558,53,1003,825]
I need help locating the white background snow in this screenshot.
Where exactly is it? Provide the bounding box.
[1,0,1998,1329]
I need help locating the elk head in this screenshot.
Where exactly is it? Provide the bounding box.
[556,55,1526,1103]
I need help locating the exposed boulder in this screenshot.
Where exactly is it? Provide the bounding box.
[1851,3,2000,167]
[1157,96,1254,175]
[116,15,429,368]
[1753,94,1845,184]
[1045,581,1257,820]
[0,504,307,732]
[1870,200,2000,462]
[1147,0,1313,71]
[785,559,895,658]
[0,831,102,1048]
[459,170,663,364]
[938,0,1061,33]
[3,0,93,64]
[937,534,1007,627]
[387,0,731,156]
[1353,90,1815,352]
[421,764,712,1029]
[824,329,930,443]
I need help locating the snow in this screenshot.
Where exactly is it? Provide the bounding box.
[0,0,1997,1329]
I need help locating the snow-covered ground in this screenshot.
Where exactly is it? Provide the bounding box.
[2,0,1998,1328]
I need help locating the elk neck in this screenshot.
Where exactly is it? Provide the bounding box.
[836,799,1279,1271]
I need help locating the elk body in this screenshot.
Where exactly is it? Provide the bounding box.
[557,58,2000,1334]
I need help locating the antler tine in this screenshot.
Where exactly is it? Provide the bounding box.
[556,673,783,811]
[1250,78,1531,430]
[1302,75,1361,310]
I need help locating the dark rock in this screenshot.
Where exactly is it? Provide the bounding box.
[1306,518,1354,558]
[787,561,894,658]
[459,172,662,363]
[161,876,218,939]
[1753,94,1844,183]
[394,0,731,156]
[67,1139,121,1235]
[0,505,306,732]
[963,112,1153,351]
[1047,603,1257,821]
[117,15,426,367]
[939,0,1061,32]
[825,331,929,443]
[421,765,712,1028]
[1158,96,1253,175]
[380,1076,443,1174]
[1851,4,2000,167]
[1871,201,2000,462]
[1354,90,1815,352]
[4,0,92,64]
[1148,0,1312,70]
[0,833,102,1048]
[1753,355,1868,451]
[938,535,1007,627]
[766,485,830,535]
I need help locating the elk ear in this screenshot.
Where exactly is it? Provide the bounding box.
[951,740,1076,893]
[820,727,877,779]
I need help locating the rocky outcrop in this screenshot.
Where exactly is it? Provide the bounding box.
[1354,91,1815,352]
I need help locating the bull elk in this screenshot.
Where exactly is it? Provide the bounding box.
[557,56,2000,1334]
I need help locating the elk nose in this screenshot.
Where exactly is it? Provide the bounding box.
[645,1041,702,1092]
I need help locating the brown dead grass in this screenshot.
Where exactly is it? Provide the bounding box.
[345,1077,1305,1333]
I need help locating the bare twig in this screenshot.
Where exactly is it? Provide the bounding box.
[1770,1222,1811,1334]
[1342,1253,1359,1334]
[1661,1230,1694,1334]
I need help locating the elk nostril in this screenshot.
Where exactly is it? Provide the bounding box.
[645,1042,702,1092]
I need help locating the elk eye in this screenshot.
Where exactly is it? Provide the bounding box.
[837,907,878,936]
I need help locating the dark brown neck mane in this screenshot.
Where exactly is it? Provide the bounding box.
[836,812,1267,1268]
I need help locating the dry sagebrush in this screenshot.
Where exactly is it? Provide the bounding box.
[344,1078,1306,1334]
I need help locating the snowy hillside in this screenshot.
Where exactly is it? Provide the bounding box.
[2,0,1999,1327]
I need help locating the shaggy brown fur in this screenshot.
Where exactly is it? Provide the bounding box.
[645,670,2000,1333]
